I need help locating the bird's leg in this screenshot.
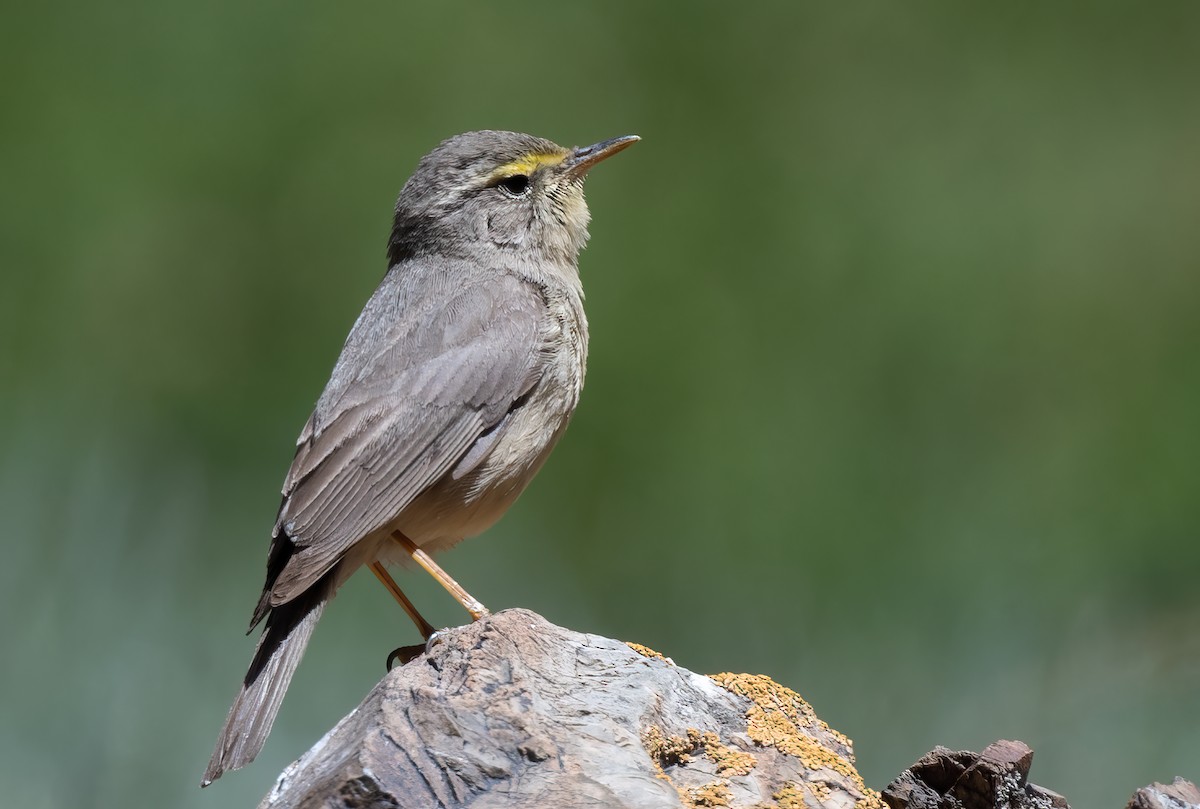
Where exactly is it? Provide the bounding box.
[368,561,437,639]
[391,530,490,620]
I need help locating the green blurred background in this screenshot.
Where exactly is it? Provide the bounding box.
[3,2,1198,807]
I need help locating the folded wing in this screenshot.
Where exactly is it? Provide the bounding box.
[258,262,547,616]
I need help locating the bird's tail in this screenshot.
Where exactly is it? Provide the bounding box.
[201,575,332,786]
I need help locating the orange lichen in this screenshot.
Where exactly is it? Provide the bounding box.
[626,641,672,662]
[640,671,885,809]
[772,783,809,809]
[710,673,853,773]
[693,729,757,777]
[644,726,757,777]
[685,781,733,807]
[709,673,886,809]
[643,726,695,767]
[642,725,760,806]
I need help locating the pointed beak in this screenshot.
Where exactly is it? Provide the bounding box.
[565,135,640,178]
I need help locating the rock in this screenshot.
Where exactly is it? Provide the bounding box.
[258,608,882,809]
[882,740,1067,809]
[1126,777,1200,809]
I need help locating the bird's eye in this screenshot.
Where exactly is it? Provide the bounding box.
[497,174,530,197]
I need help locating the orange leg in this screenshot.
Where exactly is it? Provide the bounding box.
[369,561,436,639]
[391,530,489,620]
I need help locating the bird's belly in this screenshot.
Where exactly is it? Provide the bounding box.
[374,390,576,560]
[371,286,586,565]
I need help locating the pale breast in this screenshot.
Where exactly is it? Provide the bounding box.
[378,282,589,557]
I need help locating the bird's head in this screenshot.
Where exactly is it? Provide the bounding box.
[388,130,638,269]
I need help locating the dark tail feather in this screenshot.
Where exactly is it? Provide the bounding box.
[201,575,332,786]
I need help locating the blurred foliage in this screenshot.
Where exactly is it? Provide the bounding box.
[2,2,1198,807]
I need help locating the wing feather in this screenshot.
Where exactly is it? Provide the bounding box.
[262,261,546,607]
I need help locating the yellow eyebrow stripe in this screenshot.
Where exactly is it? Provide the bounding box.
[491,150,568,179]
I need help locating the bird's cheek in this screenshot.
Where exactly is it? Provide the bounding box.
[485,210,529,248]
[474,210,493,242]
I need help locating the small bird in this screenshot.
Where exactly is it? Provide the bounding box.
[203,130,638,785]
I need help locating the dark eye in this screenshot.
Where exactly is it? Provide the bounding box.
[497,174,530,197]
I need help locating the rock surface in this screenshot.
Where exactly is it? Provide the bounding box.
[881,740,1067,809]
[1125,777,1200,809]
[258,608,883,809]
[882,741,1199,809]
[256,609,1196,808]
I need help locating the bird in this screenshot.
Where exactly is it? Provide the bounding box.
[202,130,638,786]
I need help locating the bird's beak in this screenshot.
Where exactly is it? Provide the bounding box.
[565,135,640,178]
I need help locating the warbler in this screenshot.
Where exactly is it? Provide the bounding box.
[203,130,638,785]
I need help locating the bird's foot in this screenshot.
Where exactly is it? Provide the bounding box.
[386,643,426,669]
[386,629,449,670]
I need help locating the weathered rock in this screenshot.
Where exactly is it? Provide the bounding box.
[1126,777,1200,809]
[882,740,1067,809]
[255,609,1195,808]
[258,608,882,809]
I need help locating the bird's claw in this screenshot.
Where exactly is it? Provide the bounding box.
[386,630,445,670]
[386,643,426,670]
